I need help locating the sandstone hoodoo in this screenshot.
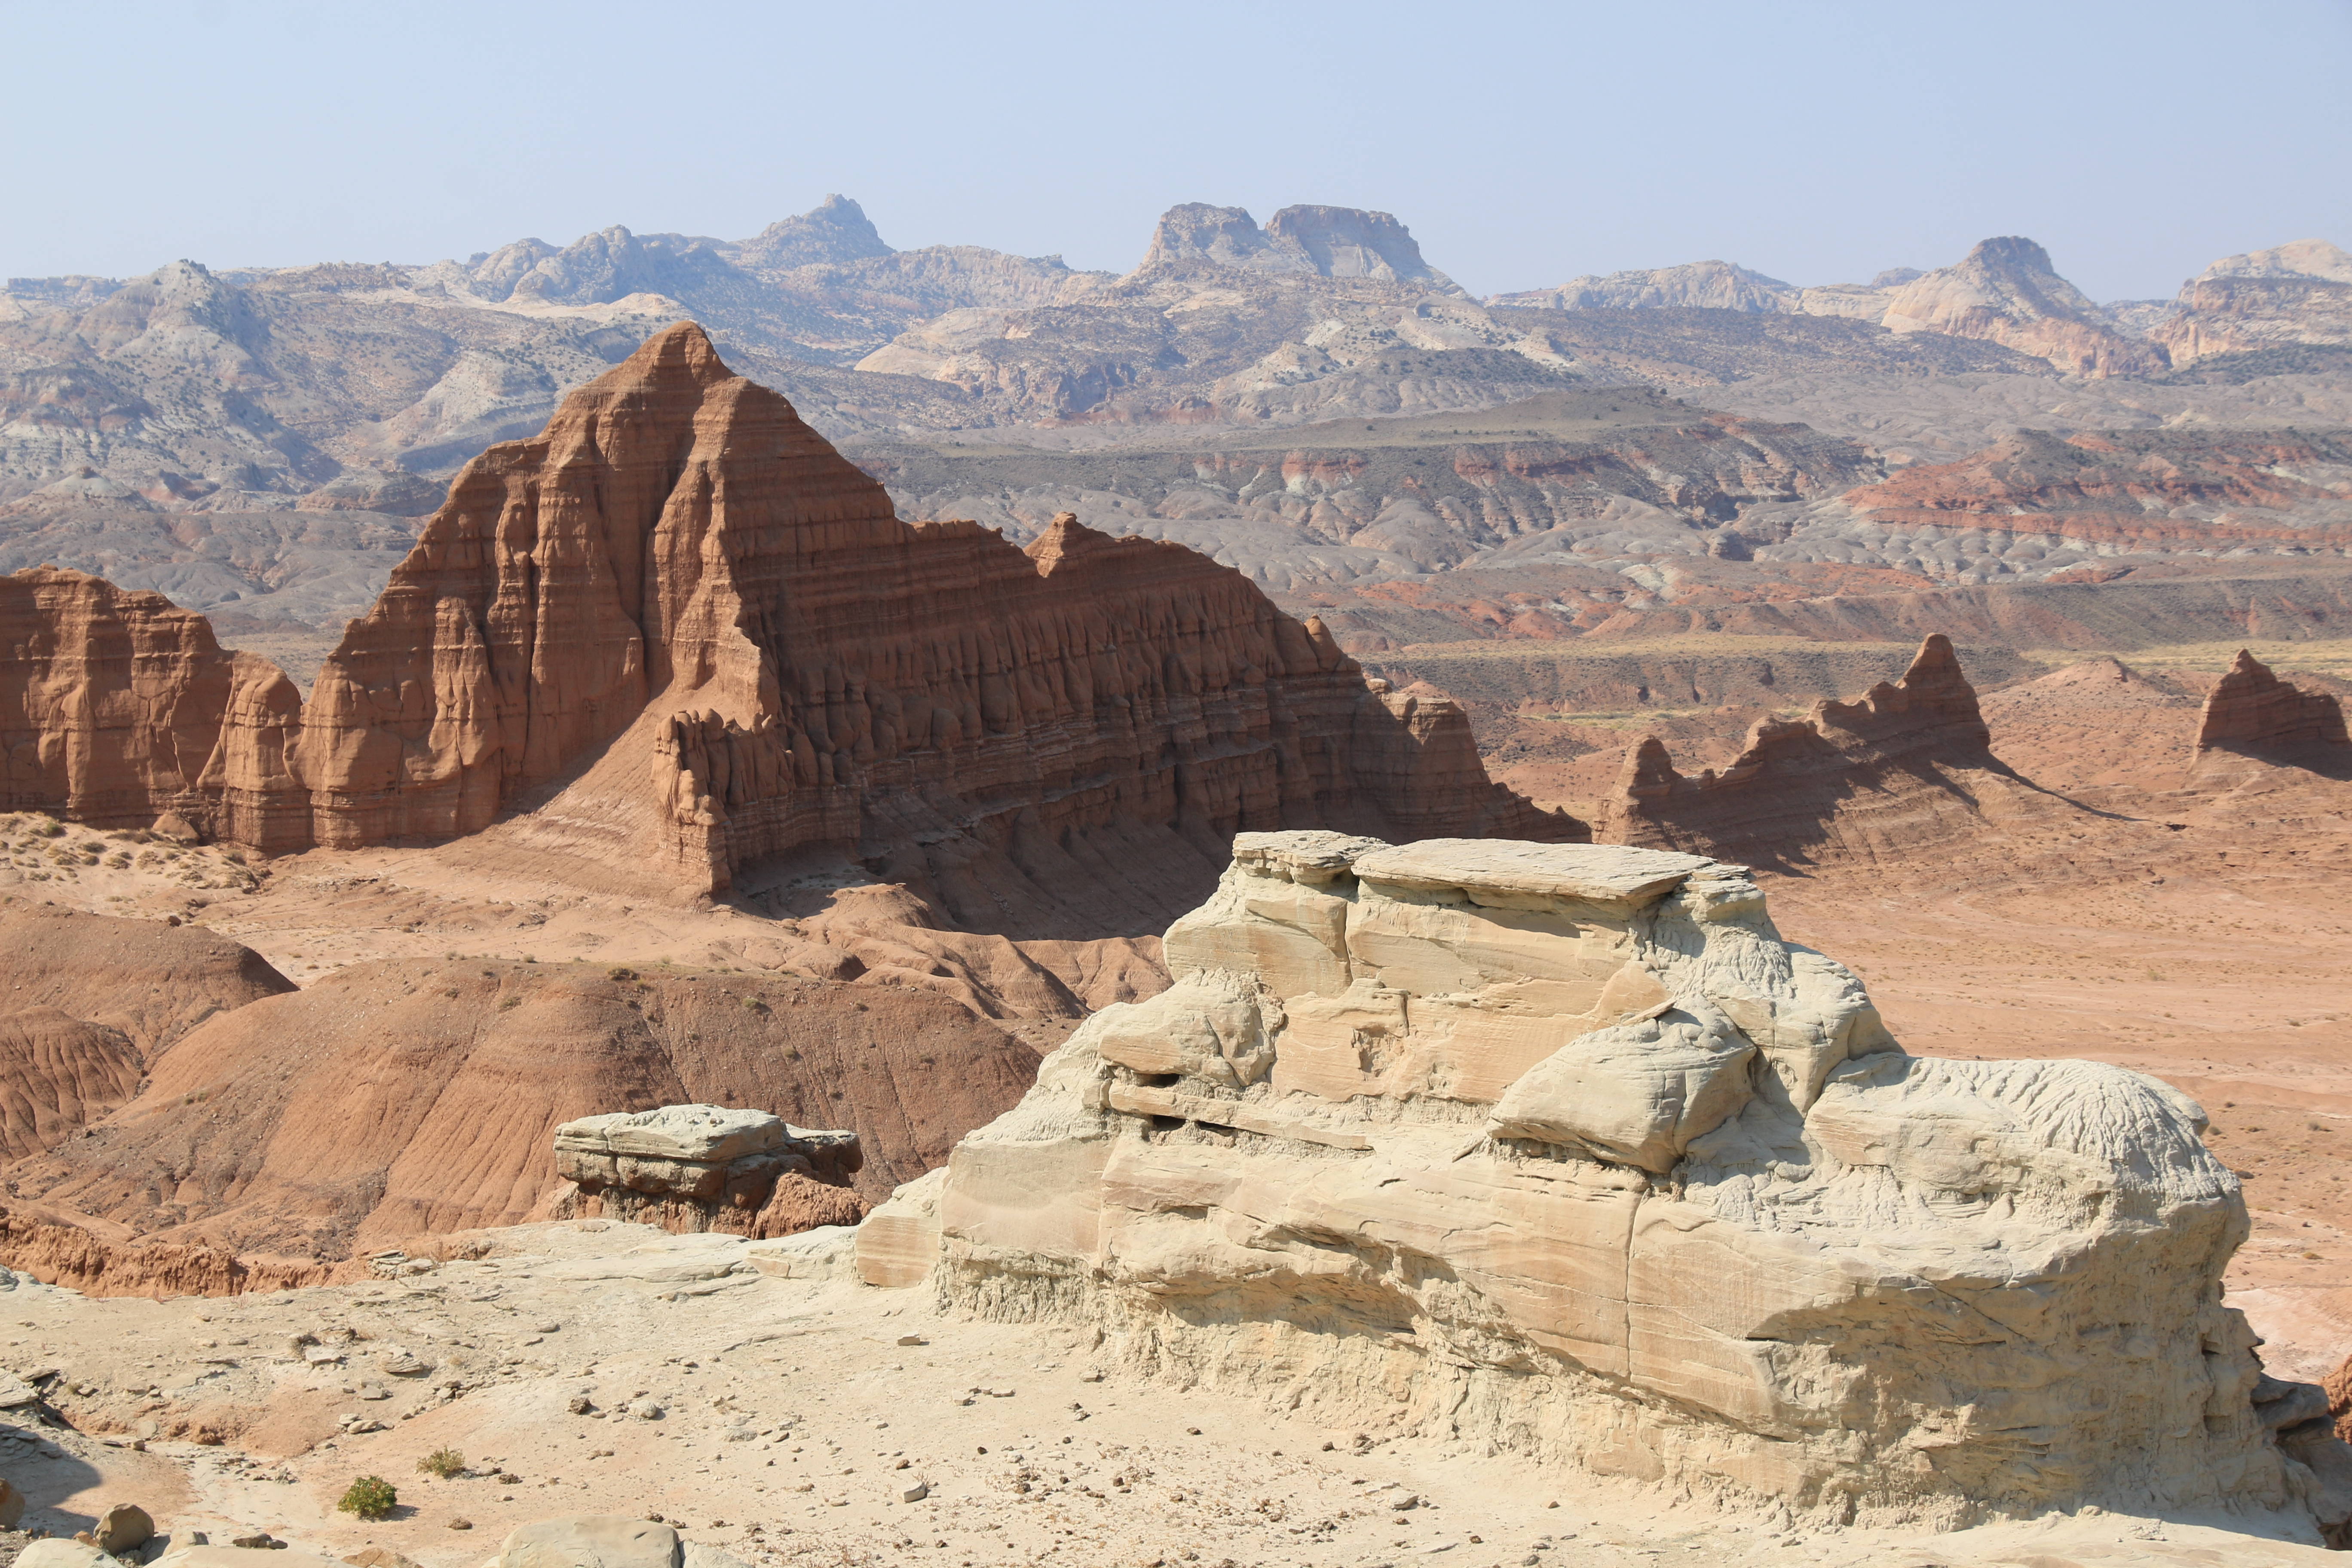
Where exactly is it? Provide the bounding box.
[1602,634,2021,868]
[902,832,2352,1531]
[0,322,1574,899]
[2194,649,2352,772]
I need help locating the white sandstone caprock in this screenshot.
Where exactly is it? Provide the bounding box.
[918,831,2352,1536]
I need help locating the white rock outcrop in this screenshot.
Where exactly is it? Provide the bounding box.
[916,833,2348,1531]
[551,1105,863,1236]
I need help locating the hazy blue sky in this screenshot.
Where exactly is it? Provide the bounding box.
[5,0,2347,301]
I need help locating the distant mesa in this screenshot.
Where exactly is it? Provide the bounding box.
[2158,238,2352,371]
[1135,202,1450,286]
[2194,238,2352,286]
[2194,649,2352,773]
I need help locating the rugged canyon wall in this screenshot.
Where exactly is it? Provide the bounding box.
[0,322,1574,896]
[908,833,2352,1531]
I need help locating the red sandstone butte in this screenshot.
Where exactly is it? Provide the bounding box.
[0,322,1577,894]
[1603,633,2016,868]
[2194,649,2352,767]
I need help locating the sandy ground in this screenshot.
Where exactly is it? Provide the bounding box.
[0,1222,2333,1568]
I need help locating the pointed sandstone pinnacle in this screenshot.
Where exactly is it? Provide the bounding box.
[1605,634,1997,864]
[2195,648,2351,760]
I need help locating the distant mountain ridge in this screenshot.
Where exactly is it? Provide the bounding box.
[1495,235,2352,377]
[3,198,2346,602]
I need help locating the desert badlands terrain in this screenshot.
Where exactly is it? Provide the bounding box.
[1,204,2351,1568]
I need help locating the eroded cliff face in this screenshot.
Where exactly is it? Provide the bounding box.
[908,833,2346,1530]
[1600,634,2022,869]
[0,568,306,848]
[0,322,1574,894]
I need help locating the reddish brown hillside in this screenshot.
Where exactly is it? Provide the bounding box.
[6,958,1040,1264]
[0,901,293,1054]
[1841,428,2352,551]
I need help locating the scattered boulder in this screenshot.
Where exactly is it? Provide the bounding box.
[94,1503,153,1554]
[931,831,2352,1531]
[18,1544,117,1568]
[744,1225,859,1282]
[342,1550,423,1568]
[498,1516,681,1568]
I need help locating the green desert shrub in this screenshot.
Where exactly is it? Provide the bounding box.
[339,1475,398,1519]
[417,1447,466,1479]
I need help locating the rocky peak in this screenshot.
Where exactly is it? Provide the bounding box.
[1822,630,1987,740]
[1133,202,1450,286]
[1605,634,2005,867]
[1878,236,2164,376]
[506,225,694,306]
[3,319,1574,892]
[1261,205,1440,282]
[1021,510,1111,573]
[1491,257,1794,313]
[731,194,895,272]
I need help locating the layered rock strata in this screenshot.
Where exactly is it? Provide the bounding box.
[551,1104,865,1238]
[0,322,1573,897]
[913,832,2348,1530]
[0,570,306,849]
[1602,634,2011,867]
[2194,650,2352,769]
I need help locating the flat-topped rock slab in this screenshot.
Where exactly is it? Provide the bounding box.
[1351,839,1714,907]
[554,1105,787,1163]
